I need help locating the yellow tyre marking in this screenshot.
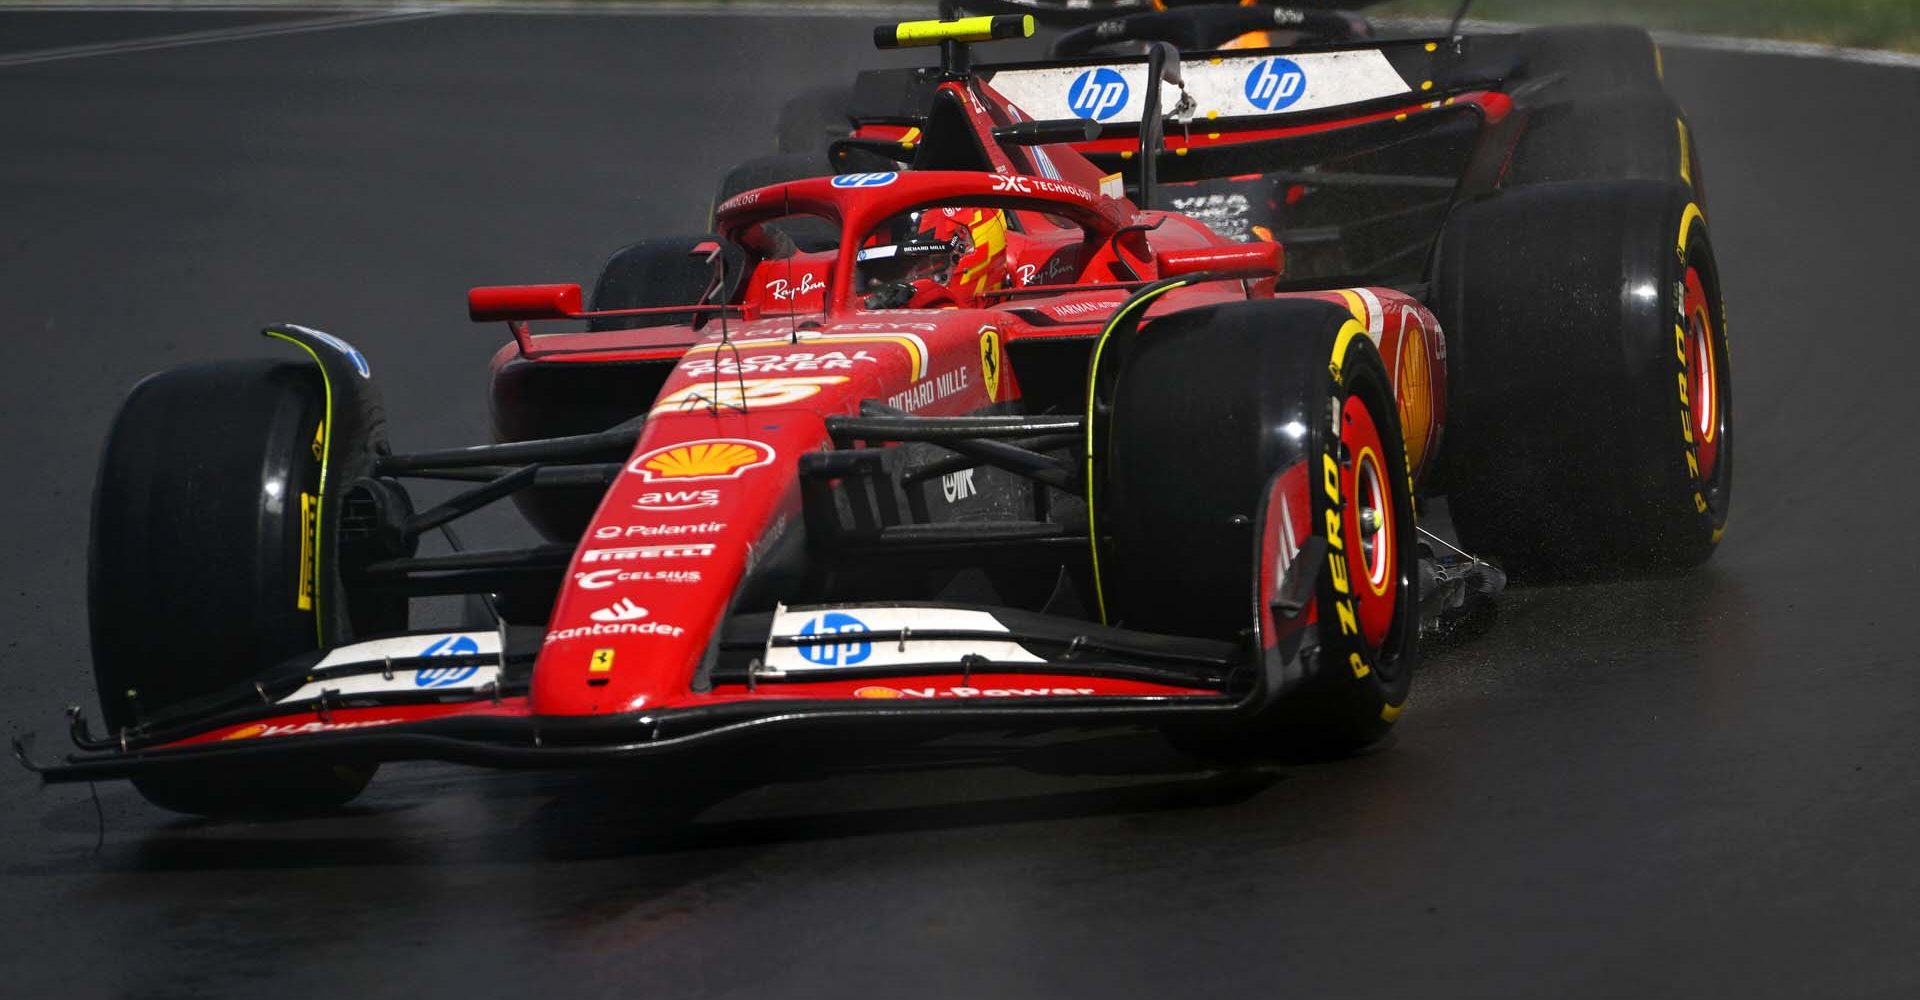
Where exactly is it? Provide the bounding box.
[1676,118,1692,186]
[1380,702,1403,723]
[265,329,334,645]
[1328,317,1366,384]
[1676,202,1704,260]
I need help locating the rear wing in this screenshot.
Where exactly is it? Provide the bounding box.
[850,36,1519,285]
[850,36,1513,133]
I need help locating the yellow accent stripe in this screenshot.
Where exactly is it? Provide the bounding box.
[1084,279,1194,625]
[1334,289,1366,327]
[264,329,333,646]
[890,15,1031,47]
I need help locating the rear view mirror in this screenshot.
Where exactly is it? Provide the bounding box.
[467,283,583,322]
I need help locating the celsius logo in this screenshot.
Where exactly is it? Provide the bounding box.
[1067,67,1129,121]
[797,612,871,666]
[1244,57,1306,112]
[831,172,898,188]
[416,635,481,688]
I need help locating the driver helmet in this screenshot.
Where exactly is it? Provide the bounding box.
[856,206,1009,309]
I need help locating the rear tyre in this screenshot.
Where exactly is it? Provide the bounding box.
[1103,300,1418,757]
[1514,25,1665,99]
[709,154,840,253]
[775,84,854,156]
[1500,25,1707,211]
[587,234,742,332]
[90,360,375,814]
[1434,180,1731,579]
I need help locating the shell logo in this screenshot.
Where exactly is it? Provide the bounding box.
[852,686,903,699]
[627,439,777,482]
[1396,319,1434,473]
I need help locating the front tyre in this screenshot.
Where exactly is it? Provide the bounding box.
[90,360,375,814]
[1102,299,1418,757]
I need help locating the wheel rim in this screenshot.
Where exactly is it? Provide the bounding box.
[1683,265,1721,481]
[1340,394,1397,650]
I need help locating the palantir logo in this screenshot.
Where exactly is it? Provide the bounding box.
[1244,57,1307,112]
[416,635,481,688]
[1067,67,1129,121]
[797,612,871,667]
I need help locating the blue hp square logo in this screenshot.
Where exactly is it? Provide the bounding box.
[1244,57,1307,112]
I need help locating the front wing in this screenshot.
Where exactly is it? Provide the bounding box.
[16,601,1296,784]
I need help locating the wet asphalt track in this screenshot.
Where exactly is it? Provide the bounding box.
[3,8,1919,997]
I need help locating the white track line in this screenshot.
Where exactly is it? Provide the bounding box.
[1650,29,1920,71]
[0,3,1913,71]
[0,7,446,67]
[1376,16,1920,70]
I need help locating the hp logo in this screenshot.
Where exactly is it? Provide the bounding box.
[415,635,481,688]
[797,612,872,666]
[830,172,898,188]
[1244,57,1307,112]
[1067,67,1130,122]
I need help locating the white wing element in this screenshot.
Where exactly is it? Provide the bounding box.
[762,605,1048,675]
[278,631,502,702]
[986,49,1410,125]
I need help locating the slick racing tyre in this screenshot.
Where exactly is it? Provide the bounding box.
[588,234,746,332]
[91,360,375,814]
[1496,25,1708,211]
[709,154,840,254]
[775,84,855,156]
[1102,299,1418,756]
[1434,179,1731,579]
[1513,25,1665,99]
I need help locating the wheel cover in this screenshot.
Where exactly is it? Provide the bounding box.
[1683,265,1721,482]
[1340,394,1397,650]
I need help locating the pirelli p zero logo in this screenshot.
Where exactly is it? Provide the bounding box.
[297,491,319,611]
[1322,320,1370,678]
[1321,451,1368,682]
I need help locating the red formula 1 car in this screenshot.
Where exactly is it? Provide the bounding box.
[18,15,1729,816]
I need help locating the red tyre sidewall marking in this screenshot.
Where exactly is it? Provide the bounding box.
[1340,395,1395,650]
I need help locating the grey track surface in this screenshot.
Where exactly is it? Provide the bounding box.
[3,10,1919,998]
